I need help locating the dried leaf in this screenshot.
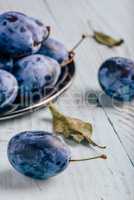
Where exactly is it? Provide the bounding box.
[49,104,106,149]
[93,31,124,47]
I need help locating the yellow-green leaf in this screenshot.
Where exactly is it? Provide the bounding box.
[93,31,124,47]
[49,104,106,149]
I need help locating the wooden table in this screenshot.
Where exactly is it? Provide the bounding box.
[0,0,134,200]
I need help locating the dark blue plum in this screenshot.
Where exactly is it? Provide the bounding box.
[0,56,13,72]
[98,57,134,101]
[7,131,71,180]
[0,11,50,58]
[38,38,69,64]
[0,69,18,110]
[13,54,61,98]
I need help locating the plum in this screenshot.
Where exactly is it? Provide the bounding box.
[7,131,107,180]
[38,38,69,64]
[98,57,134,101]
[0,56,13,72]
[7,131,71,180]
[0,69,18,110]
[13,54,61,99]
[0,11,50,58]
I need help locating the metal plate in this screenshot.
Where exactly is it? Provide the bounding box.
[0,61,75,120]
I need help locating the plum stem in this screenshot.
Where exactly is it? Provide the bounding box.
[60,51,75,67]
[46,26,51,40]
[70,154,107,162]
[70,34,92,52]
[70,19,96,52]
[60,34,93,67]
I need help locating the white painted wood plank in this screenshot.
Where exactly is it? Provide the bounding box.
[0,0,133,200]
[100,99,134,165]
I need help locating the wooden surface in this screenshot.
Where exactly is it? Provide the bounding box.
[0,0,134,200]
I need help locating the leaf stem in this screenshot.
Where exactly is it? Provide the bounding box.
[70,154,107,162]
[90,139,107,149]
[49,103,62,117]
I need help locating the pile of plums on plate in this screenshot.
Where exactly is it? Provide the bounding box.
[0,11,133,113]
[0,11,71,111]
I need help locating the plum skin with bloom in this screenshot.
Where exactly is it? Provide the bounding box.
[0,56,13,72]
[0,69,18,110]
[7,131,71,180]
[38,37,69,64]
[0,11,49,58]
[98,57,134,101]
[13,54,61,98]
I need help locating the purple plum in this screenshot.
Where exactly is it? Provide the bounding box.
[0,69,18,110]
[0,11,50,58]
[13,54,61,99]
[98,57,134,101]
[7,131,71,180]
[38,38,69,64]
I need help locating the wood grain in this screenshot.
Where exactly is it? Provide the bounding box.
[0,0,134,200]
